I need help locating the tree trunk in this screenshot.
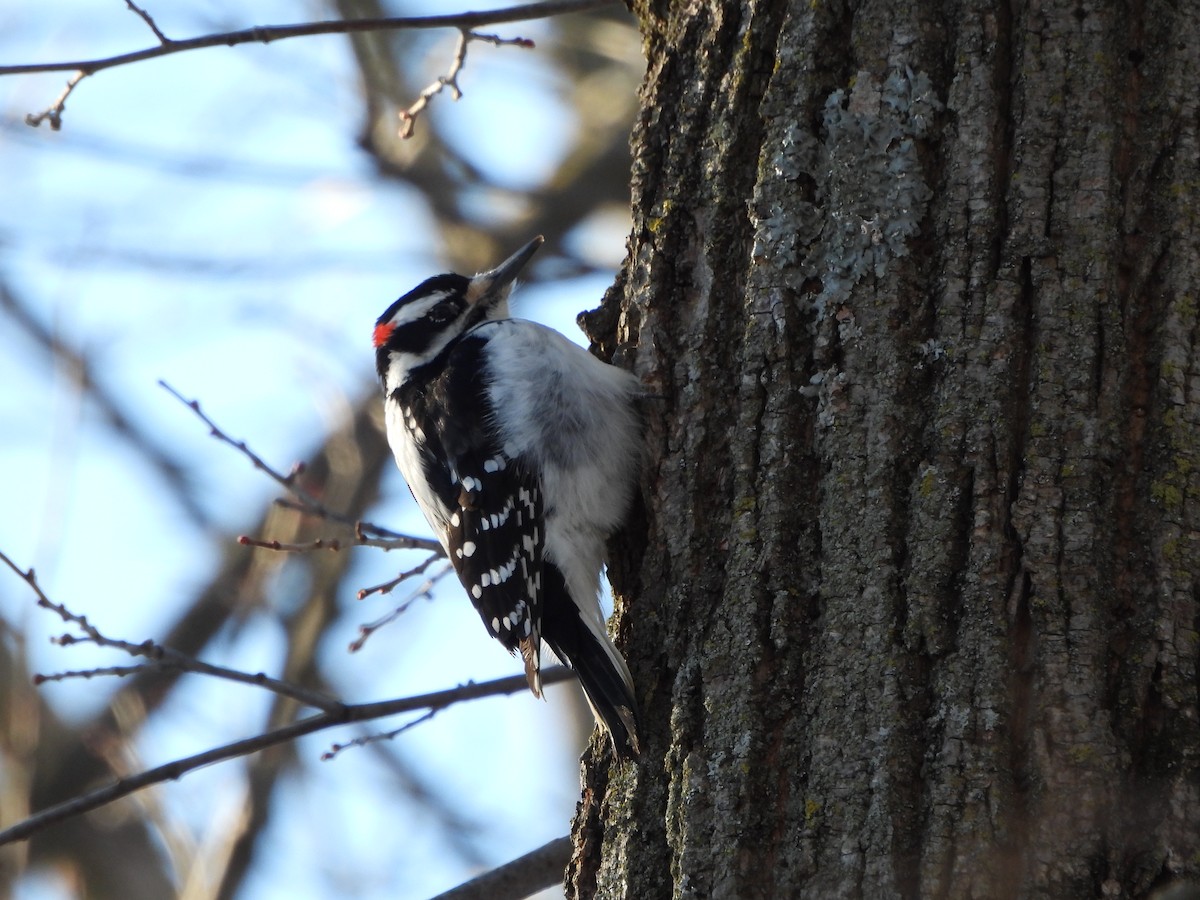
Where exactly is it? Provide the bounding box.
[570,0,1200,897]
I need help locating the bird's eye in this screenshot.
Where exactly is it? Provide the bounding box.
[428,304,458,325]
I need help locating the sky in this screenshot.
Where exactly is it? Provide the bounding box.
[0,2,636,898]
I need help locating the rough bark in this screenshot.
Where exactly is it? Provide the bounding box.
[571,0,1200,897]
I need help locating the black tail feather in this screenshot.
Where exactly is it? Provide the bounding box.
[541,568,640,759]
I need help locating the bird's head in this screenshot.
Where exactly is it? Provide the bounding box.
[374,236,543,385]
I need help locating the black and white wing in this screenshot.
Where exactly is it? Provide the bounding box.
[412,334,546,693]
[446,454,545,693]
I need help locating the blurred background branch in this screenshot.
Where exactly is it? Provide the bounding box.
[0,1,640,896]
[5,0,618,131]
[0,1,641,897]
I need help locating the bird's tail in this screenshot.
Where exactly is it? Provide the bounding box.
[541,570,640,758]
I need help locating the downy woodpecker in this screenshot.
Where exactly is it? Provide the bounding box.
[373,236,642,757]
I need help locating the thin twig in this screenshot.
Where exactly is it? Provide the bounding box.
[272,497,431,546]
[0,665,575,846]
[355,553,447,602]
[237,535,344,553]
[351,557,452,652]
[0,549,343,712]
[353,517,408,540]
[33,663,154,684]
[238,530,425,553]
[160,382,451,610]
[158,380,441,554]
[321,709,437,760]
[399,29,534,139]
[124,0,172,44]
[23,71,87,130]
[158,379,303,493]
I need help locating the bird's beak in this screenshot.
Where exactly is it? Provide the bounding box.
[466,236,544,307]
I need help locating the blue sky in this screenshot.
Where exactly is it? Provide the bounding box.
[0,2,637,897]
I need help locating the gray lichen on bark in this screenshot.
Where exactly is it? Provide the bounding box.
[755,66,941,315]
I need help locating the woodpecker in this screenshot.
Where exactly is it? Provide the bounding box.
[373,236,642,757]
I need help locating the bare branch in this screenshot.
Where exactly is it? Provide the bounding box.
[355,554,447,602]
[2,0,617,128]
[1,546,579,845]
[238,528,428,553]
[23,71,87,130]
[32,663,153,684]
[0,548,343,712]
[160,381,456,616]
[399,29,535,139]
[158,379,304,493]
[321,709,437,760]
[351,557,453,651]
[3,0,610,74]
[431,836,573,900]
[270,497,435,549]
[0,666,575,846]
[237,535,345,553]
[124,0,172,44]
[158,380,441,553]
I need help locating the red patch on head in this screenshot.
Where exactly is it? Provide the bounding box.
[373,322,395,348]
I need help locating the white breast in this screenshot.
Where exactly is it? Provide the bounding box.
[384,393,451,542]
